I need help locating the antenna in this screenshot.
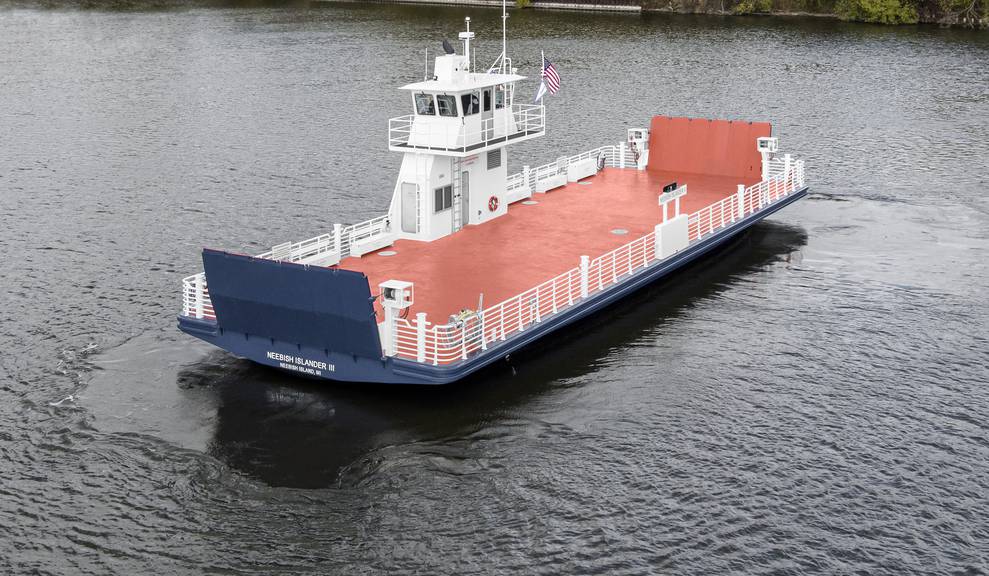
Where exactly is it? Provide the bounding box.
[459,17,475,74]
[502,0,508,74]
[424,48,428,81]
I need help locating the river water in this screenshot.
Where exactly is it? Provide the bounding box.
[1,3,988,574]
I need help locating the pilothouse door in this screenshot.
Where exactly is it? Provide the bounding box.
[482,89,494,140]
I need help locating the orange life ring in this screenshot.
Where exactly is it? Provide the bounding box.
[488,196,499,212]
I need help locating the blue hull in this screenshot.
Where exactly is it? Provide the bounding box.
[178,186,808,385]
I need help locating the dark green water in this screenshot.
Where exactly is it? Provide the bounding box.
[1,3,987,574]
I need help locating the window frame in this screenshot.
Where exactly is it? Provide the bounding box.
[436,94,458,117]
[414,93,436,116]
[460,91,480,116]
[434,184,453,213]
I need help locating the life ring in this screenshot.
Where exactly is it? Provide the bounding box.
[488,196,499,212]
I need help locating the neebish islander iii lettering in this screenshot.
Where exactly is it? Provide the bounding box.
[266,351,334,376]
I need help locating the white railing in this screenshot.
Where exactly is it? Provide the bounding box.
[688,157,805,241]
[393,158,806,365]
[688,193,741,242]
[512,104,545,135]
[508,144,632,198]
[181,272,215,320]
[254,214,392,263]
[504,144,636,203]
[388,104,545,153]
[180,213,393,320]
[504,171,529,203]
[181,149,806,367]
[766,156,787,178]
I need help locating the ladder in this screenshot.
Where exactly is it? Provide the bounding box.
[452,158,464,232]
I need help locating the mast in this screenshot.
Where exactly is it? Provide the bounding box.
[460,17,474,74]
[501,0,508,74]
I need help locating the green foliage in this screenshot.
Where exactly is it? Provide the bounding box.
[733,0,774,13]
[515,0,532,7]
[934,0,988,26]
[836,0,920,22]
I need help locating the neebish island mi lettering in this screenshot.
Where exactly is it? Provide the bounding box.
[266,351,335,376]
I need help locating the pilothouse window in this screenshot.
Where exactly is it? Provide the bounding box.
[461,92,480,116]
[436,95,458,117]
[495,87,506,109]
[414,93,436,115]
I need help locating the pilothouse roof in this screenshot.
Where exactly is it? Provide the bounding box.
[400,72,524,93]
[400,15,524,94]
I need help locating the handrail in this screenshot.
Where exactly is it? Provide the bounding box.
[389,104,545,153]
[181,150,807,367]
[180,213,393,320]
[505,144,625,197]
[393,159,806,365]
[254,214,392,263]
[181,272,214,320]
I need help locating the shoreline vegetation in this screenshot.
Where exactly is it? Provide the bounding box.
[7,0,985,27]
[659,0,985,26]
[362,0,988,27]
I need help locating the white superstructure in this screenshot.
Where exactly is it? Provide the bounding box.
[386,18,545,242]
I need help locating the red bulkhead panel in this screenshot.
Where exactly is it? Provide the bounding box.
[647,116,771,182]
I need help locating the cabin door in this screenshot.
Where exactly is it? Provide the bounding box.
[401,182,418,233]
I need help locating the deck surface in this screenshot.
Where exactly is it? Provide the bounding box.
[340,167,755,324]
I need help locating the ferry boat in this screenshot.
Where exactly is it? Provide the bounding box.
[177,16,808,385]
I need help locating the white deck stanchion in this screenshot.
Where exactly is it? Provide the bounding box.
[432,327,439,366]
[654,224,663,261]
[416,312,427,363]
[580,255,589,299]
[194,275,204,319]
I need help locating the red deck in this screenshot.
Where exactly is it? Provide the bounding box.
[340,167,758,324]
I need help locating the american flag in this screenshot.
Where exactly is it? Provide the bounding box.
[542,59,561,94]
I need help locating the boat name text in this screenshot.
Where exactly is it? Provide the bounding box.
[266,351,335,376]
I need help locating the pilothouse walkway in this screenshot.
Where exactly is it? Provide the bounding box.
[338,167,757,324]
